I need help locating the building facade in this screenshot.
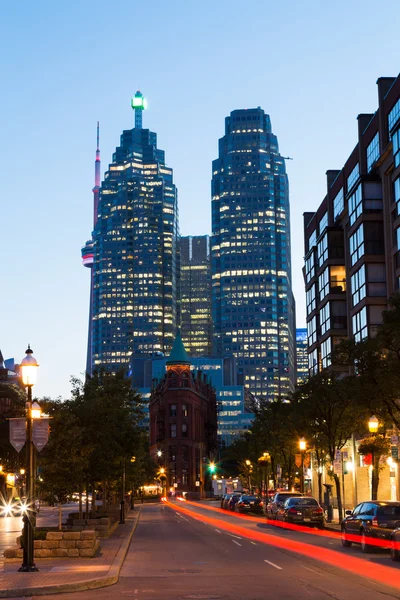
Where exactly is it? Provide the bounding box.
[296,328,308,385]
[303,75,400,374]
[88,92,179,373]
[212,107,296,399]
[149,333,218,497]
[130,352,254,445]
[180,235,212,356]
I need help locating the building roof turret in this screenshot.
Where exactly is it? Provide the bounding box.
[166,330,191,366]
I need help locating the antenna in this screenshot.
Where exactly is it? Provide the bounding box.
[282,156,293,160]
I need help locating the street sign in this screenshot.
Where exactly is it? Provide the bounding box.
[333,459,342,474]
[32,418,50,452]
[391,446,399,460]
[295,454,302,468]
[9,418,26,452]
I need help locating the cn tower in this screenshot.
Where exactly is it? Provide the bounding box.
[81,122,100,376]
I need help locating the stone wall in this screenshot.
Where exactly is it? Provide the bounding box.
[4,530,100,559]
[66,516,117,538]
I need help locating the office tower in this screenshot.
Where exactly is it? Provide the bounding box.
[88,92,179,373]
[296,328,308,385]
[303,76,400,376]
[212,107,296,399]
[180,235,212,356]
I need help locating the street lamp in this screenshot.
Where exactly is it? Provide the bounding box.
[368,416,379,501]
[159,467,166,497]
[18,345,39,573]
[299,437,307,494]
[245,460,252,493]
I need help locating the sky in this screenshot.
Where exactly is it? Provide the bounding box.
[1,0,400,398]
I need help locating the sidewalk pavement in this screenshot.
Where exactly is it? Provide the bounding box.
[0,508,140,598]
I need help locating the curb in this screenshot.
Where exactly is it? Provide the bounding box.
[0,509,141,598]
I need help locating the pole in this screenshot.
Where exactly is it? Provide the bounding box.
[341,452,346,511]
[300,452,304,494]
[352,433,358,507]
[120,458,126,524]
[19,387,38,572]
[371,449,376,501]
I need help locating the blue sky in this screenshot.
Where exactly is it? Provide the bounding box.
[1,0,399,398]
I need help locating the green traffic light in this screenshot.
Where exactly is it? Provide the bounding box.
[209,462,216,473]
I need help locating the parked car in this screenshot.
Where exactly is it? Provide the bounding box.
[235,495,264,514]
[228,494,242,511]
[266,491,303,520]
[389,527,400,561]
[220,494,229,509]
[221,491,242,510]
[276,496,324,528]
[341,501,400,553]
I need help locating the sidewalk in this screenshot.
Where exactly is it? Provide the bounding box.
[0,509,140,598]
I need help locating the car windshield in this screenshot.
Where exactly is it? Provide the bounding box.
[288,498,318,506]
[276,493,300,501]
[377,505,400,517]
[241,496,260,501]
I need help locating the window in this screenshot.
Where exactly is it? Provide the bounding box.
[307,316,317,346]
[308,348,318,375]
[368,263,386,297]
[320,303,330,335]
[351,265,366,307]
[169,446,176,461]
[395,177,400,217]
[366,133,380,172]
[333,189,344,220]
[308,229,317,251]
[348,184,362,226]
[349,225,364,266]
[306,284,316,315]
[393,128,400,169]
[388,98,400,135]
[305,252,315,283]
[171,423,177,438]
[347,164,359,192]
[319,268,329,301]
[319,212,328,235]
[182,404,188,417]
[318,233,328,267]
[352,307,367,342]
[170,404,177,417]
[182,423,188,437]
[330,265,346,293]
[321,337,332,368]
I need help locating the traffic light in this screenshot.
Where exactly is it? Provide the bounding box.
[209,462,216,474]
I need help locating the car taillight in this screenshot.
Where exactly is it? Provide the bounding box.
[288,508,298,514]
[372,517,379,526]
[314,508,323,514]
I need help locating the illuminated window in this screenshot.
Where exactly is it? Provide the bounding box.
[366,133,380,172]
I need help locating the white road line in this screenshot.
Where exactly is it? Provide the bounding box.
[227,533,242,539]
[303,566,320,575]
[203,522,208,525]
[232,540,242,546]
[250,541,257,545]
[264,559,282,570]
[215,529,221,533]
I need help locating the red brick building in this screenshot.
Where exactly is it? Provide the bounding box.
[149,332,218,498]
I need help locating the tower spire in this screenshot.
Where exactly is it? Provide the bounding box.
[93,121,100,226]
[131,90,147,129]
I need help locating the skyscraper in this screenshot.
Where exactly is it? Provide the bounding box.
[87,92,179,373]
[180,235,212,356]
[296,328,308,385]
[212,107,295,399]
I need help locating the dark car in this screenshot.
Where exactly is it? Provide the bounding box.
[221,491,242,510]
[341,501,400,553]
[228,494,242,511]
[276,496,324,528]
[266,491,303,520]
[235,495,264,514]
[220,494,229,509]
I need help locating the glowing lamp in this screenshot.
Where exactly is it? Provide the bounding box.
[368,415,379,434]
[31,401,41,419]
[20,469,25,475]
[20,346,39,387]
[160,467,165,475]
[299,437,307,451]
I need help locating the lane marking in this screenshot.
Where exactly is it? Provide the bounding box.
[303,566,320,575]
[250,541,257,545]
[227,533,242,539]
[215,529,221,533]
[232,540,242,546]
[264,559,282,570]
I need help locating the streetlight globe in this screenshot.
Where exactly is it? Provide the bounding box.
[20,346,39,387]
[299,437,307,451]
[368,415,379,434]
[245,459,251,466]
[157,450,162,457]
[31,401,41,419]
[160,467,165,475]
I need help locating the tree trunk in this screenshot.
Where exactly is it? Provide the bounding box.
[103,481,107,511]
[78,486,83,520]
[91,482,96,515]
[317,470,323,506]
[58,503,63,531]
[372,454,380,500]
[85,483,89,519]
[333,473,343,522]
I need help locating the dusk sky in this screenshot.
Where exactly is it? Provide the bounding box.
[1,0,399,398]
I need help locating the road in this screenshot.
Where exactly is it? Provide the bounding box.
[30,500,400,600]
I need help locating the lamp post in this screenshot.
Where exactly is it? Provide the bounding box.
[245,460,252,493]
[299,437,307,494]
[119,457,126,524]
[159,467,166,497]
[368,415,379,501]
[18,345,39,573]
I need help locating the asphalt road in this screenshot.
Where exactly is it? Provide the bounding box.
[30,501,400,600]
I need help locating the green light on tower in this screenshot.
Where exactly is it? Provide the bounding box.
[131,90,147,129]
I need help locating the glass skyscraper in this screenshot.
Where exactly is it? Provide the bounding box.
[180,235,212,356]
[90,92,179,373]
[211,107,295,399]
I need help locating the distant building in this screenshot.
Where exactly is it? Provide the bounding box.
[180,236,212,356]
[85,92,179,374]
[130,352,254,446]
[303,75,400,374]
[149,332,218,497]
[296,328,308,385]
[211,106,296,399]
